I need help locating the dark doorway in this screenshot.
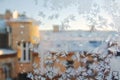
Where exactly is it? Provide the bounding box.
[2,63,12,80]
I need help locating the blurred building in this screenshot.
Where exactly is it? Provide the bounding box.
[0,10,40,80]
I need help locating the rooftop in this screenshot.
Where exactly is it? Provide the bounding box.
[39,30,117,53]
[8,17,33,22]
[40,30,117,41]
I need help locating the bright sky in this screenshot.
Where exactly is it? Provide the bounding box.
[0,0,119,31]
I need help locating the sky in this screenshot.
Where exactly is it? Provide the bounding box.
[0,0,120,31]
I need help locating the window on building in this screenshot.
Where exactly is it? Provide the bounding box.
[89,41,102,47]
[6,26,12,33]
[23,42,26,48]
[17,41,31,62]
[3,63,12,79]
[20,25,24,28]
[28,49,31,61]
[0,34,8,48]
[23,49,26,61]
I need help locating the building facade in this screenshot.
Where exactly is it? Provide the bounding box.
[0,10,40,80]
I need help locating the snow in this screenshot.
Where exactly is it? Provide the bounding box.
[110,57,120,72]
[7,16,36,23]
[0,49,16,55]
